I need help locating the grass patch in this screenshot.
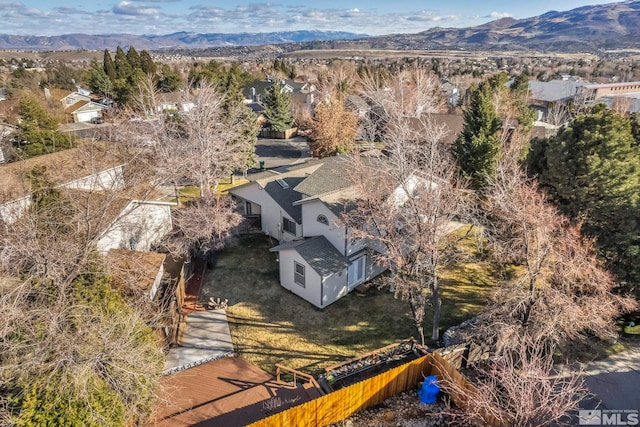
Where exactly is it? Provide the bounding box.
[201,228,500,375]
[217,177,249,194]
[173,177,250,204]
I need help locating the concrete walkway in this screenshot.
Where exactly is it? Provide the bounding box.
[163,309,234,374]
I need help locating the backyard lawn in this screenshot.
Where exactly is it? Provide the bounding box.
[200,226,498,376]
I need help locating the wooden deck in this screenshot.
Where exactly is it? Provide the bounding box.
[152,356,321,427]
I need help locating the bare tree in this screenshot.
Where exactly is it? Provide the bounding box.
[442,334,587,427]
[358,67,442,143]
[0,143,166,425]
[344,116,470,345]
[474,134,636,351]
[129,78,256,197]
[164,195,241,258]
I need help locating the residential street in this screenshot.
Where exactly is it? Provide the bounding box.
[580,342,640,412]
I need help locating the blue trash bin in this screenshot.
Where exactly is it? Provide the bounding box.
[417,375,440,404]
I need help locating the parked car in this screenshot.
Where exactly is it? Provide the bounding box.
[90,116,105,124]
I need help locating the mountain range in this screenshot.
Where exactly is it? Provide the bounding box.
[0,30,366,51]
[1,1,639,53]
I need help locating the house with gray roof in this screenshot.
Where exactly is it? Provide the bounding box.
[229,155,387,308]
[243,78,316,117]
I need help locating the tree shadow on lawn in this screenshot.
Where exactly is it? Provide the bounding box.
[200,234,499,375]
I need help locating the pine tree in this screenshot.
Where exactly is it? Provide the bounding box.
[452,81,502,191]
[262,83,295,132]
[125,45,141,71]
[114,46,132,80]
[139,50,156,75]
[539,105,640,287]
[103,49,116,80]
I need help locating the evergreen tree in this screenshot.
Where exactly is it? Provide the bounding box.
[114,46,132,80]
[537,105,640,287]
[262,83,295,132]
[87,59,114,99]
[125,45,141,71]
[452,80,502,191]
[103,49,116,80]
[15,95,74,157]
[139,50,156,75]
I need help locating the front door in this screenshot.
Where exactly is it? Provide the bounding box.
[348,256,366,288]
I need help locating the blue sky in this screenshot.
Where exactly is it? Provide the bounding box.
[0,0,622,36]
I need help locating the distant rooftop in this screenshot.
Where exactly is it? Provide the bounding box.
[529,79,585,103]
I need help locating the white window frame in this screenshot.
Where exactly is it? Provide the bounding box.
[294,262,305,287]
[282,217,296,235]
[348,255,366,287]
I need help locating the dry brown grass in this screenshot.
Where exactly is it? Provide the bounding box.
[201,230,499,375]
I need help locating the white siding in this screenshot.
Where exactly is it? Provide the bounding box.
[231,183,299,241]
[301,200,346,254]
[75,111,98,123]
[277,249,322,308]
[97,201,173,253]
[0,196,31,224]
[321,269,348,308]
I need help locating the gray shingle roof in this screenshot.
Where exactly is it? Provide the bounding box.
[263,177,305,223]
[292,156,353,196]
[270,236,349,278]
[529,80,584,103]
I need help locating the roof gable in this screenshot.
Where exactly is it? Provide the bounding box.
[270,236,349,278]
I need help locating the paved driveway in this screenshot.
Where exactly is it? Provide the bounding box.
[253,136,310,170]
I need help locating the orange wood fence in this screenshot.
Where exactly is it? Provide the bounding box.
[248,350,498,427]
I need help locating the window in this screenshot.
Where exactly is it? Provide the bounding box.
[317,214,328,225]
[294,262,305,287]
[282,217,296,235]
[245,201,252,215]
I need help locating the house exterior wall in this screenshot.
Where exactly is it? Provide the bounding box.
[97,201,173,253]
[301,200,347,254]
[276,249,322,308]
[150,264,165,300]
[231,184,299,241]
[0,166,126,225]
[0,196,31,224]
[75,110,99,123]
[321,269,348,308]
[592,83,640,99]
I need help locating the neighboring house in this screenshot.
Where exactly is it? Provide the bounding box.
[230,156,388,308]
[156,92,195,114]
[242,78,316,116]
[0,144,126,223]
[582,81,640,103]
[96,199,174,254]
[60,91,108,123]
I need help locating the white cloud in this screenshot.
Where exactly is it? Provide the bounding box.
[486,11,513,19]
[0,2,478,37]
[113,1,160,16]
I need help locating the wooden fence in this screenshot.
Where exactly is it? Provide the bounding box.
[249,352,485,427]
[259,127,298,139]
